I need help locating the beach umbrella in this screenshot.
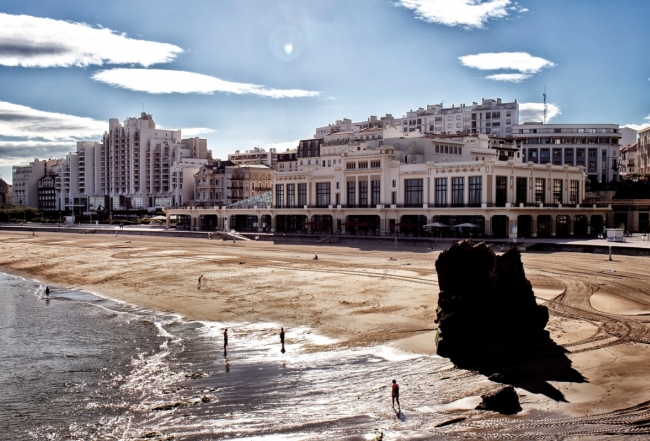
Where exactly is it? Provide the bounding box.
[452,222,481,228]
[424,222,448,227]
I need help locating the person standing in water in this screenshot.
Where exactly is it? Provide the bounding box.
[391,379,400,413]
[280,327,285,353]
[45,286,50,297]
[223,328,228,356]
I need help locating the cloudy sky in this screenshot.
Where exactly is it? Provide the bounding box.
[1,0,649,182]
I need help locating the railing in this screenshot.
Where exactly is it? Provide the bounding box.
[272,205,304,209]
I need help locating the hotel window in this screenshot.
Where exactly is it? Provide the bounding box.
[358,161,368,169]
[371,180,381,205]
[347,181,356,205]
[370,161,380,168]
[287,184,295,207]
[569,180,579,203]
[553,180,563,204]
[404,179,423,207]
[469,176,482,206]
[535,178,545,204]
[452,177,464,205]
[359,181,368,206]
[275,184,284,207]
[516,177,527,205]
[496,176,507,207]
[392,180,396,188]
[316,183,330,207]
[346,162,356,169]
[298,183,307,205]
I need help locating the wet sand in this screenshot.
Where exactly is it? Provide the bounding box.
[3,230,650,437]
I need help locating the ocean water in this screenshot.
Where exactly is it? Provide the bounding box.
[0,271,473,440]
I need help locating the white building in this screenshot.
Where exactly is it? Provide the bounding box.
[513,123,624,184]
[12,158,63,208]
[228,147,277,169]
[100,113,209,209]
[314,98,519,138]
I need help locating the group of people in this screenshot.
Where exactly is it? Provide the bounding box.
[198,274,402,415]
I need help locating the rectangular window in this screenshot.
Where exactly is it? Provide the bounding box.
[346,162,356,169]
[469,176,482,206]
[370,160,380,168]
[516,177,527,205]
[535,178,545,204]
[359,181,368,206]
[391,191,396,204]
[404,179,423,207]
[569,180,579,204]
[358,161,368,169]
[553,179,563,204]
[316,183,330,207]
[298,183,307,206]
[347,181,356,206]
[496,176,507,207]
[452,177,464,206]
[287,184,295,207]
[492,112,500,118]
[371,180,380,206]
[275,184,284,207]
[435,178,447,206]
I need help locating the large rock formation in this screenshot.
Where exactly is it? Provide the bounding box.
[435,240,549,365]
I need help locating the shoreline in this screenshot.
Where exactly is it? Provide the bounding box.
[4,230,650,431]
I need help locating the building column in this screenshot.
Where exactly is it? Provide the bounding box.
[568,215,574,236]
[270,214,277,233]
[509,216,518,239]
[531,216,538,238]
[484,216,492,238]
[166,213,171,229]
[551,215,557,237]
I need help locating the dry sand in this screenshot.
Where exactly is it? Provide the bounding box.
[3,230,650,430]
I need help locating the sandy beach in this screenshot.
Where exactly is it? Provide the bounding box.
[3,229,650,436]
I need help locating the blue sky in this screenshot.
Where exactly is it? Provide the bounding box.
[1,0,649,183]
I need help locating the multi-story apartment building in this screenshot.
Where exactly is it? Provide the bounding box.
[637,126,650,175]
[37,174,57,212]
[620,143,638,177]
[228,147,277,169]
[0,178,12,205]
[100,113,209,209]
[276,149,298,173]
[513,123,624,184]
[193,159,235,207]
[225,164,271,205]
[12,158,63,208]
[314,98,518,138]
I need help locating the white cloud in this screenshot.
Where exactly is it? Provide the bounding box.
[265,140,299,151]
[0,101,105,140]
[0,140,75,166]
[397,0,525,29]
[485,73,531,82]
[519,102,561,123]
[0,13,182,68]
[459,52,555,74]
[92,69,320,98]
[179,128,215,137]
[623,115,650,132]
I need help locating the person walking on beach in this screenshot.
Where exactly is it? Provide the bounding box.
[223,328,228,356]
[280,327,285,353]
[391,379,400,413]
[197,274,203,290]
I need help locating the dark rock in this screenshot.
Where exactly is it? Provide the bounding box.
[475,385,522,414]
[434,240,549,364]
[184,371,207,379]
[201,395,211,403]
[434,417,466,428]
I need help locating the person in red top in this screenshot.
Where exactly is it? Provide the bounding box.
[391,379,400,412]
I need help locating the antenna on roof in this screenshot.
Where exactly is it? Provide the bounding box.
[543,86,547,124]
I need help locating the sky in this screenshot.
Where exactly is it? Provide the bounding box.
[1,0,650,183]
